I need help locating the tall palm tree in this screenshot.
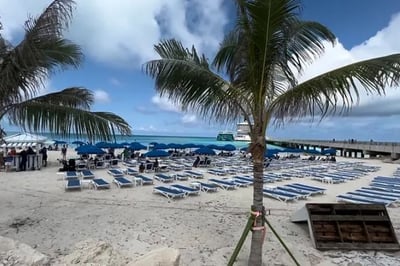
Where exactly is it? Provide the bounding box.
[0,0,131,141]
[145,0,400,265]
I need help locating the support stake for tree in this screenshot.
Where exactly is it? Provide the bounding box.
[227,213,255,266]
[228,210,301,266]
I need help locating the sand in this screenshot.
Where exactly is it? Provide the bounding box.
[0,149,400,265]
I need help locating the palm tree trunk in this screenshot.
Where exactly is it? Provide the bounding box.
[248,133,266,266]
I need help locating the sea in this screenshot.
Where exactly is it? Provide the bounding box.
[5,132,282,150]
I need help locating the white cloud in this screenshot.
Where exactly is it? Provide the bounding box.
[298,13,400,117]
[0,0,227,68]
[93,90,110,103]
[109,78,121,86]
[181,114,197,124]
[151,95,181,112]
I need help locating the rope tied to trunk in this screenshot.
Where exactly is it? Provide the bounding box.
[250,210,267,244]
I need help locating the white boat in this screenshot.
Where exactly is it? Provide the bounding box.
[235,121,251,142]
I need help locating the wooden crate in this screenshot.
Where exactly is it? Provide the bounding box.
[305,203,400,250]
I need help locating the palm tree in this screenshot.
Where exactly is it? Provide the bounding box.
[145,0,400,265]
[0,0,131,141]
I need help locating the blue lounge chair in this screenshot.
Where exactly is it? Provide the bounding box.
[286,183,326,194]
[230,178,251,187]
[81,170,95,179]
[233,176,254,184]
[64,171,79,180]
[275,187,310,199]
[136,175,154,185]
[91,178,111,189]
[209,178,236,190]
[360,187,400,198]
[263,188,297,202]
[194,182,218,192]
[107,169,124,177]
[337,193,393,206]
[171,184,200,196]
[113,177,133,188]
[126,167,139,176]
[154,174,174,183]
[153,186,185,199]
[184,170,204,179]
[65,179,81,190]
[175,173,189,181]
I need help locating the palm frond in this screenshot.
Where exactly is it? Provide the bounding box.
[0,0,81,104]
[270,54,400,122]
[7,96,131,141]
[144,39,245,124]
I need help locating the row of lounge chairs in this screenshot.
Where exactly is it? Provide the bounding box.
[65,175,154,191]
[262,183,326,202]
[336,176,400,207]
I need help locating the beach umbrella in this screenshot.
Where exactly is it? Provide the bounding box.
[167,143,184,149]
[53,140,67,145]
[120,142,130,146]
[222,144,236,151]
[75,145,106,155]
[304,149,321,155]
[264,148,280,158]
[72,140,85,145]
[129,142,146,150]
[207,144,222,150]
[144,150,170,157]
[95,141,110,148]
[193,147,216,155]
[153,143,168,150]
[282,148,303,153]
[240,146,249,152]
[322,148,337,155]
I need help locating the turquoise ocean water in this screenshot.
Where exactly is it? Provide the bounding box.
[5,132,282,150]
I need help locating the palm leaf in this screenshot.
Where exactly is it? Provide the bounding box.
[144,39,245,124]
[7,91,131,141]
[270,54,400,122]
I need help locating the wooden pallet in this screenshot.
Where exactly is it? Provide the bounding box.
[305,203,400,250]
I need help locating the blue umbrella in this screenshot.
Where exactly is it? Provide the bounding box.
[304,149,321,155]
[120,142,130,146]
[53,140,67,145]
[130,142,146,150]
[193,147,216,155]
[75,145,106,155]
[207,144,222,150]
[72,140,85,145]
[264,148,280,158]
[282,148,303,153]
[167,143,184,149]
[144,150,170,157]
[153,143,168,150]
[222,144,236,151]
[322,148,337,155]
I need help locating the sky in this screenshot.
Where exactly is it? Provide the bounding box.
[1,0,400,141]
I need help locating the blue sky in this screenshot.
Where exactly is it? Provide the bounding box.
[2,0,400,141]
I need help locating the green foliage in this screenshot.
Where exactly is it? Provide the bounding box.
[0,0,132,141]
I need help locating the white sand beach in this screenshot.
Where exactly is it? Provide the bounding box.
[1,149,400,265]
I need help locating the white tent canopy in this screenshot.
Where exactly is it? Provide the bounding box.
[1,132,48,148]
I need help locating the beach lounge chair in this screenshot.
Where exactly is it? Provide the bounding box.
[154,173,174,183]
[275,186,310,199]
[136,175,154,185]
[107,169,124,177]
[184,170,204,179]
[175,173,190,181]
[263,188,297,202]
[195,182,218,192]
[80,170,95,179]
[229,178,250,187]
[65,179,82,190]
[286,183,326,194]
[91,178,111,189]
[171,184,200,196]
[348,191,398,202]
[336,193,393,206]
[113,177,133,188]
[126,167,139,176]
[208,178,236,190]
[153,186,186,199]
[64,171,79,180]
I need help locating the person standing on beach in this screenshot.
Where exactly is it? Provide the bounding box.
[40,146,48,167]
[61,145,67,160]
[19,148,27,171]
